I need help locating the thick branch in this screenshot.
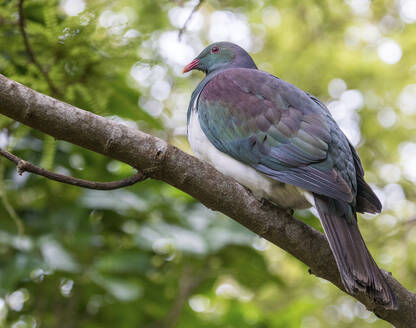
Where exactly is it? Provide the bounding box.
[18,0,62,97]
[0,74,415,327]
[0,148,146,190]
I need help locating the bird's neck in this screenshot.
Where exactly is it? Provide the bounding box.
[206,59,258,76]
[187,61,257,126]
[186,73,216,125]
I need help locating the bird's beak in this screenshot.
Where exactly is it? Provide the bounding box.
[183,59,200,73]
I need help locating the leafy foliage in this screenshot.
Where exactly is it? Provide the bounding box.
[1,0,415,327]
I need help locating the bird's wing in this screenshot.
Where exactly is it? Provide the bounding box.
[197,68,356,203]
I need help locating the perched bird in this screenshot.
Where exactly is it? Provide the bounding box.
[183,41,397,309]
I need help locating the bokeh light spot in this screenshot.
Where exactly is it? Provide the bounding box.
[378,39,402,64]
[328,78,347,99]
[398,84,416,114]
[61,0,85,16]
[400,0,416,23]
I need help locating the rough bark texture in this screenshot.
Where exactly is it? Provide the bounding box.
[0,74,415,327]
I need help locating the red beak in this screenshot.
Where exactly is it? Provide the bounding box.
[183,59,200,73]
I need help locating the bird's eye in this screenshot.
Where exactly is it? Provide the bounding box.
[211,46,219,54]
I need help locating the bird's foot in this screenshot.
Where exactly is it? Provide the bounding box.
[244,186,266,205]
[258,197,267,207]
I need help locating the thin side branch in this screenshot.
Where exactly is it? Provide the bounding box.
[162,265,205,328]
[0,161,25,235]
[403,217,416,225]
[178,0,204,40]
[0,17,16,26]
[0,148,146,190]
[18,0,62,97]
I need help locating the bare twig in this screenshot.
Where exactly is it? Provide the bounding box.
[163,266,205,328]
[0,17,16,26]
[0,161,24,235]
[403,217,416,225]
[0,191,25,235]
[18,0,62,97]
[178,0,204,40]
[148,265,206,328]
[0,148,146,190]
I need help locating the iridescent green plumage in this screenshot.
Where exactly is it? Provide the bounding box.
[197,68,355,204]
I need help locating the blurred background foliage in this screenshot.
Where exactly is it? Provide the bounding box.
[0,0,415,327]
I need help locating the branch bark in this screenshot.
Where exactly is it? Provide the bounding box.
[0,74,414,327]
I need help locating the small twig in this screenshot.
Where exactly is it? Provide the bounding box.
[178,0,204,40]
[0,192,25,235]
[0,17,16,26]
[149,265,206,328]
[0,161,25,235]
[18,0,62,97]
[403,217,416,225]
[0,148,147,190]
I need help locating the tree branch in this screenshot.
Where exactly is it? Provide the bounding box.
[161,265,205,328]
[18,0,62,97]
[0,74,415,327]
[0,16,16,26]
[0,148,146,190]
[178,0,204,40]
[0,160,25,235]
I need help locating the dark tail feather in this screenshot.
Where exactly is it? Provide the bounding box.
[313,194,397,310]
[355,175,382,214]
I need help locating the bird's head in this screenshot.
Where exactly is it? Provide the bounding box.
[183,42,257,75]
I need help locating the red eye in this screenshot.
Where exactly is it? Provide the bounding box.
[211,46,219,54]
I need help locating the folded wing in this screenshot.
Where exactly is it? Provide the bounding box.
[198,68,356,203]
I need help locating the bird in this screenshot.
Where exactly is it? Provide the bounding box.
[183,41,397,309]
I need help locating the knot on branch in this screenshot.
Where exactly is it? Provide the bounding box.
[104,137,115,153]
[258,222,271,236]
[154,141,168,162]
[17,159,29,175]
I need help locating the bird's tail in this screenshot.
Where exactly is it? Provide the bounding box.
[313,194,397,310]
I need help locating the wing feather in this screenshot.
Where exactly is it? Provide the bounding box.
[197,68,355,203]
